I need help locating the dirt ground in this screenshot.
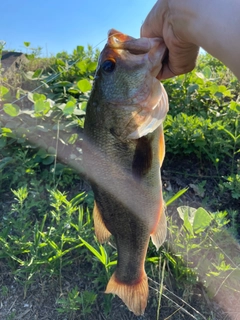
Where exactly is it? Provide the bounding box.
[0,257,234,320]
[0,159,239,320]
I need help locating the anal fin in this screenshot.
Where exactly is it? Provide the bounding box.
[105,271,148,316]
[93,201,111,244]
[151,202,167,250]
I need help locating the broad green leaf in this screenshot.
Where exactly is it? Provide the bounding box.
[34,100,50,114]
[87,61,97,72]
[4,120,20,129]
[33,93,46,102]
[68,88,80,94]
[32,69,42,79]
[76,45,84,55]
[16,127,27,137]
[56,58,66,66]
[229,101,240,113]
[177,206,195,236]
[3,103,20,117]
[217,85,227,93]
[68,96,76,103]
[216,85,232,97]
[0,85,9,97]
[42,156,55,165]
[193,207,212,233]
[80,101,87,111]
[36,149,48,159]
[63,101,75,115]
[187,84,198,94]
[34,100,44,112]
[76,60,87,73]
[77,79,92,93]
[1,127,12,134]
[194,77,204,86]
[208,84,219,94]
[0,137,7,149]
[202,66,212,78]
[24,41,30,47]
[48,147,56,155]
[1,127,14,139]
[26,53,35,61]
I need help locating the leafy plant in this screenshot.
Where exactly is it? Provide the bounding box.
[1,43,240,318]
[166,205,240,300]
[56,287,97,319]
[220,174,240,199]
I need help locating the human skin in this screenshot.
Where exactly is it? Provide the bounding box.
[141,0,240,80]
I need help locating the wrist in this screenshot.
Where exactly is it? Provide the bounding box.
[168,0,201,44]
[168,0,240,79]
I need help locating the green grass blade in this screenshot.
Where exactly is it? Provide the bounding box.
[166,187,188,206]
[78,236,104,265]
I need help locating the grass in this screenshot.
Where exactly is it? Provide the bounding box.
[0,170,239,319]
[0,44,239,319]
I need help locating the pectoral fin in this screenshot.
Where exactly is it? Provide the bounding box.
[93,202,111,244]
[151,202,167,250]
[127,82,168,139]
[105,271,148,316]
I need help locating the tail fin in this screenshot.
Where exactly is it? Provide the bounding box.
[151,203,167,250]
[105,271,148,316]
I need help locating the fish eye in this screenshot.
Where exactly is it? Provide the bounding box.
[101,59,116,73]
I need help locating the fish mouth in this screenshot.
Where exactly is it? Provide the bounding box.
[98,29,169,139]
[107,28,167,75]
[108,29,152,55]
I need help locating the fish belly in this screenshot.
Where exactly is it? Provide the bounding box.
[83,109,166,316]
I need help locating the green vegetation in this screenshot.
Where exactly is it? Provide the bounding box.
[0,42,239,319]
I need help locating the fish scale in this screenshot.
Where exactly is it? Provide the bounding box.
[83,29,169,316]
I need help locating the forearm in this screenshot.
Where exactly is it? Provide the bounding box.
[170,0,240,78]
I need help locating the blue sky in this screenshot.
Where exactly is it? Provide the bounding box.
[1,0,157,56]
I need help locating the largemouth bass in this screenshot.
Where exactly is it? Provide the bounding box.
[83,29,169,315]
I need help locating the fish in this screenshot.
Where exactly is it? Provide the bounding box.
[83,29,169,316]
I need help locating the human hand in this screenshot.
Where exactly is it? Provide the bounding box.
[141,0,199,80]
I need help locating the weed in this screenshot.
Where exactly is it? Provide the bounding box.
[0,285,9,298]
[56,287,97,319]
[0,45,239,318]
[6,312,16,320]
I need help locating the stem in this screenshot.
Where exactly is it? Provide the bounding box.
[231,115,239,175]
[156,257,166,320]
